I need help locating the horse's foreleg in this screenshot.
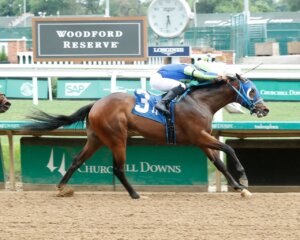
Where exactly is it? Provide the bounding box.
[198,132,248,187]
[57,133,102,196]
[112,145,140,199]
[218,143,248,187]
[202,147,247,192]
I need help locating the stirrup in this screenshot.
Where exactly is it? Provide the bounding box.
[155,102,170,115]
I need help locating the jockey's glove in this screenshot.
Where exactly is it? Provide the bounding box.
[216,74,230,83]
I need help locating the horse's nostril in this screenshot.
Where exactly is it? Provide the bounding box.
[5,102,11,107]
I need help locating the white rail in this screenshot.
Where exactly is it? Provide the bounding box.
[1,63,300,105]
[17,51,165,66]
[0,64,160,105]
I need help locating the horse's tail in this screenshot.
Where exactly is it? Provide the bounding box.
[25,103,94,131]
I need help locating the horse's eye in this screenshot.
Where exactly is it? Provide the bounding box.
[247,88,255,100]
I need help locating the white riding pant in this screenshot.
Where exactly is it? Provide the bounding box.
[150,72,186,92]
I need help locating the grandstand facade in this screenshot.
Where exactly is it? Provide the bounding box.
[1,12,300,63]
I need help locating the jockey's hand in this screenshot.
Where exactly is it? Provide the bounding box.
[216,74,230,83]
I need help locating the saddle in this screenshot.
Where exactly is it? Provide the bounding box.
[132,89,176,144]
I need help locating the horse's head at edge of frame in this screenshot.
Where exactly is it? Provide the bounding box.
[228,74,269,118]
[0,93,11,113]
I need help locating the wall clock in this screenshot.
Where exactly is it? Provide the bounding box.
[148,0,193,38]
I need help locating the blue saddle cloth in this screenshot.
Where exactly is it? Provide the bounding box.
[131,89,175,143]
[132,89,175,124]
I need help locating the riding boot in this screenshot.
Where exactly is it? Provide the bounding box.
[155,85,185,115]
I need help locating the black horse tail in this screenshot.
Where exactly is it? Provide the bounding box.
[25,103,95,131]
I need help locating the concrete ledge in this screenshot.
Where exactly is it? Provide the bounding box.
[22,184,208,192]
[22,184,115,191]
[115,185,208,192]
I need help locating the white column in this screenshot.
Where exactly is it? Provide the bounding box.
[105,0,110,17]
[140,77,147,90]
[47,77,53,101]
[110,72,117,93]
[214,109,224,192]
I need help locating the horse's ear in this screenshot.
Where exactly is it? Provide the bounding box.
[227,75,237,82]
[236,73,246,82]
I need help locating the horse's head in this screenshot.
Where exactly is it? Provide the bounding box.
[228,74,269,118]
[0,93,11,113]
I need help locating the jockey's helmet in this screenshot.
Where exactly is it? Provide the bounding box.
[201,54,214,62]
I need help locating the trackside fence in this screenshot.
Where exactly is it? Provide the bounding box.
[0,121,300,192]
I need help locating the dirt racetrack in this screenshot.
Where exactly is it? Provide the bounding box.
[0,191,299,240]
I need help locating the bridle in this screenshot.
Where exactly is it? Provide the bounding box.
[227,78,262,114]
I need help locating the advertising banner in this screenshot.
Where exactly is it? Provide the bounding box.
[0,78,48,99]
[32,17,147,62]
[57,78,142,99]
[148,46,191,57]
[21,137,208,189]
[0,142,4,189]
[253,80,300,101]
[0,79,7,95]
[21,138,113,186]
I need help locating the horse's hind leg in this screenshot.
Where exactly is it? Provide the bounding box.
[57,132,102,197]
[112,145,140,199]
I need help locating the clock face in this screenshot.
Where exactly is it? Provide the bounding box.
[148,0,192,38]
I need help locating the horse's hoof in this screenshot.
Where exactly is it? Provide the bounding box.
[239,178,249,187]
[56,187,74,197]
[241,189,252,198]
[130,192,140,199]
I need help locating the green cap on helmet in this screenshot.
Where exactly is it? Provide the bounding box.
[202,54,214,62]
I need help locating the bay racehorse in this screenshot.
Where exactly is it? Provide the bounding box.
[25,74,269,198]
[0,93,11,113]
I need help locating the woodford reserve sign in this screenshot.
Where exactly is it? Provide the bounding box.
[32,17,147,62]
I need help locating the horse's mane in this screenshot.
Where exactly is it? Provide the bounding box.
[176,81,226,101]
[188,81,225,94]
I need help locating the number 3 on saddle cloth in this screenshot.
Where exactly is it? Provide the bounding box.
[132,89,176,144]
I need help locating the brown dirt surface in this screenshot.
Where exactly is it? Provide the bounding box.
[0,191,299,240]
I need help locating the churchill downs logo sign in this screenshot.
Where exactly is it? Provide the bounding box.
[46,148,182,177]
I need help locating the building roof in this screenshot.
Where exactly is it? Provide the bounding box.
[196,12,300,27]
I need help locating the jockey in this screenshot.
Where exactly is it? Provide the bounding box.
[150,56,226,115]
